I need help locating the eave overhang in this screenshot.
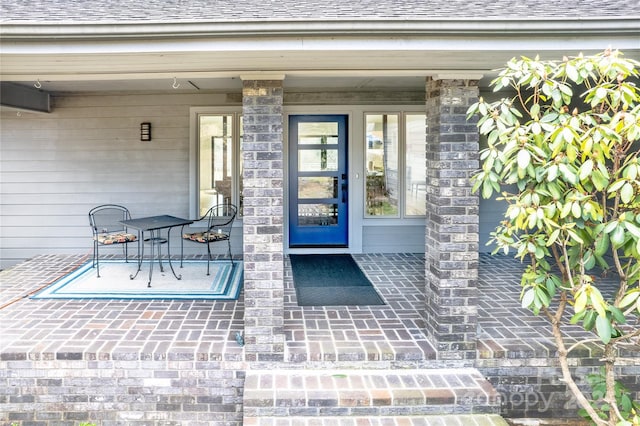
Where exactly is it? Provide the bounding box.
[1,16,638,95]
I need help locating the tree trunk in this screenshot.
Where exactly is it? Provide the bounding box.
[551,319,608,425]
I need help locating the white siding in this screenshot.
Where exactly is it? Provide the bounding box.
[0,92,235,268]
[1,89,502,268]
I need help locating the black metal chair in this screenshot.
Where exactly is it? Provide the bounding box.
[88,204,139,277]
[181,204,237,275]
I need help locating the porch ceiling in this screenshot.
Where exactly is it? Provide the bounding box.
[0,48,633,94]
[1,21,639,94]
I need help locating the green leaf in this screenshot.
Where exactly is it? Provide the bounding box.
[626,163,638,180]
[571,201,581,218]
[604,220,619,234]
[559,163,577,184]
[566,63,579,81]
[517,149,531,169]
[591,169,609,191]
[567,229,584,244]
[608,306,626,324]
[608,179,627,193]
[595,315,612,344]
[620,290,640,309]
[547,229,560,246]
[482,179,494,199]
[589,286,606,318]
[540,112,558,123]
[548,183,562,200]
[479,117,495,134]
[479,102,488,116]
[574,289,588,313]
[584,251,596,270]
[610,225,626,247]
[531,122,542,135]
[466,103,479,117]
[562,127,574,143]
[620,395,633,415]
[579,159,593,181]
[530,103,540,119]
[581,137,593,157]
[624,221,640,239]
[583,310,597,331]
[535,286,551,307]
[521,289,535,309]
[570,311,585,324]
[595,87,608,101]
[620,182,634,204]
[594,233,610,256]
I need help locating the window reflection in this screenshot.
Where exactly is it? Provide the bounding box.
[365,114,399,216]
[298,177,337,199]
[198,114,242,217]
[298,149,338,172]
[298,204,338,226]
[405,114,426,216]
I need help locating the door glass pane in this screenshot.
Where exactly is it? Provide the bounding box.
[405,114,427,216]
[365,114,399,216]
[298,204,338,226]
[298,122,338,145]
[199,114,234,217]
[298,177,337,199]
[298,149,338,171]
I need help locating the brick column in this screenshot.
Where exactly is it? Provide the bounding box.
[424,76,480,361]
[241,77,285,362]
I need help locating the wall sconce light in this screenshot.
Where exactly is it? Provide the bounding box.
[140,122,152,141]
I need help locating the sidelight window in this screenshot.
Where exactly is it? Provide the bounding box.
[365,113,426,218]
[197,113,243,217]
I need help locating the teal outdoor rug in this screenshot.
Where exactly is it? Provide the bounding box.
[289,254,384,306]
[32,260,243,300]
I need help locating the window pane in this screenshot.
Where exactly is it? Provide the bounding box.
[298,149,338,172]
[365,114,399,216]
[298,177,337,199]
[199,115,234,217]
[405,114,426,216]
[298,122,339,145]
[298,204,338,226]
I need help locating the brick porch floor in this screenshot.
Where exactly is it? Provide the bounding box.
[0,253,596,363]
[1,253,636,424]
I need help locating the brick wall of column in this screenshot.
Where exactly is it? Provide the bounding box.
[424,77,480,361]
[242,79,285,362]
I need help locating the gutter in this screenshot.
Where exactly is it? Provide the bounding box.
[1,18,639,40]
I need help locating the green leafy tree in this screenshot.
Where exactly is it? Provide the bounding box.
[467,49,640,425]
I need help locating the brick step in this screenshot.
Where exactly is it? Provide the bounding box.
[243,368,502,420]
[244,414,509,426]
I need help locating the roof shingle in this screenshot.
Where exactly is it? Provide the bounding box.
[2,0,638,23]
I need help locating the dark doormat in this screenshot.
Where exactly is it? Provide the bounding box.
[289,254,385,306]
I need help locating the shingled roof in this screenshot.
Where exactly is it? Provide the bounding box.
[2,0,638,23]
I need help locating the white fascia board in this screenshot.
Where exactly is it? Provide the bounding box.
[1,17,639,39]
[2,33,639,55]
[240,73,285,81]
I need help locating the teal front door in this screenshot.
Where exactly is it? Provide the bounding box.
[289,115,348,247]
